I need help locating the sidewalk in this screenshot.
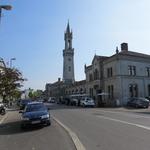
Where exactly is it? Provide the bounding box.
[0,113,8,124]
[0,115,3,122]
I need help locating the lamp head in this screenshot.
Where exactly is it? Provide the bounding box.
[0,5,12,10]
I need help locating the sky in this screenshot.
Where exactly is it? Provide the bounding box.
[1,0,150,90]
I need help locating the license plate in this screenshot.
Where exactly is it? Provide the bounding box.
[31,120,40,124]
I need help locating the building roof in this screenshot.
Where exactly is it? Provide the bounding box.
[74,80,86,86]
[119,50,150,59]
[85,55,109,71]
[92,55,108,63]
[86,65,92,70]
[66,80,86,88]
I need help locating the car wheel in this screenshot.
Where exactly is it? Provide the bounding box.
[1,109,6,115]
[145,106,149,108]
[46,120,51,126]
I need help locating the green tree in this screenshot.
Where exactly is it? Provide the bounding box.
[0,67,25,102]
[28,88,34,99]
[28,89,43,100]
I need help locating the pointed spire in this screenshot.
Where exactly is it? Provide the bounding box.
[94,50,97,56]
[66,20,70,33]
[84,64,86,70]
[116,46,119,54]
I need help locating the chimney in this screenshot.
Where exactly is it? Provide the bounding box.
[121,43,128,52]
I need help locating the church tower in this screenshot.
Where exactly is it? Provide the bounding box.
[63,22,75,84]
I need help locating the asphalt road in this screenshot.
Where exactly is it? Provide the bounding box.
[50,104,150,150]
[0,110,76,150]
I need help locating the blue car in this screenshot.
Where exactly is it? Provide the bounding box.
[20,102,51,129]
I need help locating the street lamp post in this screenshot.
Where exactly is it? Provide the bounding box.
[0,5,12,23]
[10,58,16,68]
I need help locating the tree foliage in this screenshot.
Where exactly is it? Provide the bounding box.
[28,89,43,99]
[0,67,25,102]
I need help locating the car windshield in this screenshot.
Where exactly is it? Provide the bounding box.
[21,99,32,104]
[25,104,47,112]
[139,98,149,102]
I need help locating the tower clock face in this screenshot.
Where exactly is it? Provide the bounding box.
[68,58,71,61]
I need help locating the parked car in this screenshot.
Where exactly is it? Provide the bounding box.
[0,102,6,115]
[19,99,32,110]
[48,97,56,103]
[127,97,149,108]
[70,98,79,106]
[145,96,150,101]
[20,101,51,129]
[80,97,95,107]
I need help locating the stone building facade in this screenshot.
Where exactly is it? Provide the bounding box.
[85,43,150,106]
[65,80,86,96]
[45,22,150,107]
[45,78,66,100]
[84,55,108,106]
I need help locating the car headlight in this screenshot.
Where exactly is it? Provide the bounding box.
[41,114,49,119]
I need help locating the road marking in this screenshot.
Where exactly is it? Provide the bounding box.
[53,116,86,150]
[0,113,8,124]
[96,109,150,119]
[97,115,150,130]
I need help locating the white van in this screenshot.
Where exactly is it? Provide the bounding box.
[48,97,56,103]
[80,97,95,107]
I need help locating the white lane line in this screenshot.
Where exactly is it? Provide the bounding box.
[0,113,8,124]
[97,115,150,130]
[53,116,86,150]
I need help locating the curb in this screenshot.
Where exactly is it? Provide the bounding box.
[53,116,86,150]
[0,113,8,125]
